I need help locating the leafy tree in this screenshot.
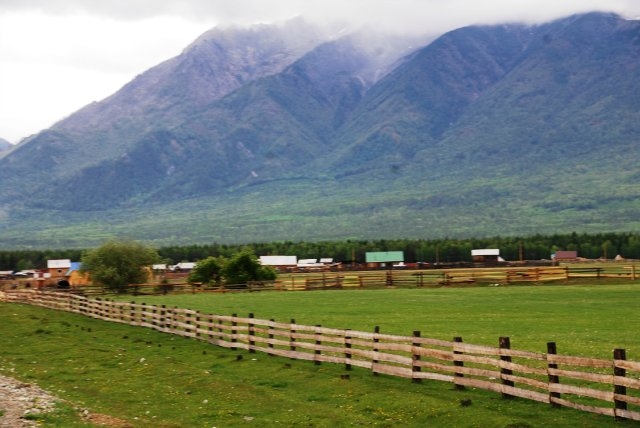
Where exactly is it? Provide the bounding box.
[188,256,223,285]
[221,249,276,286]
[81,240,160,291]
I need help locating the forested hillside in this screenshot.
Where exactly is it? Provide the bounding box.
[1,232,638,270]
[0,12,638,248]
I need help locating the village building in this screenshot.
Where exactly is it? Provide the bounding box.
[552,250,579,261]
[66,262,90,287]
[471,249,502,263]
[365,251,404,268]
[259,255,297,271]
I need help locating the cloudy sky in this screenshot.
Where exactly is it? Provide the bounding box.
[1,0,639,143]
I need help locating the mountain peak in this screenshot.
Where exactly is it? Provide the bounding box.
[1,12,639,247]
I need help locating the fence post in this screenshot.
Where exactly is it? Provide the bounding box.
[412,331,422,383]
[185,309,192,337]
[195,311,201,340]
[268,318,275,356]
[289,318,296,359]
[248,313,255,353]
[614,348,627,420]
[386,270,393,287]
[208,314,214,344]
[373,326,380,376]
[231,313,237,351]
[130,301,136,326]
[345,329,352,371]
[547,342,561,407]
[314,325,322,365]
[162,305,170,333]
[499,336,514,399]
[453,337,465,390]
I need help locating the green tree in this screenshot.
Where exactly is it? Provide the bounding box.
[222,249,276,286]
[81,240,160,291]
[188,256,223,285]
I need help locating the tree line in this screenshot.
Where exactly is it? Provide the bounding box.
[2,231,639,271]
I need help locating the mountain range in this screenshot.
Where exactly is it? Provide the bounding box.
[1,12,639,249]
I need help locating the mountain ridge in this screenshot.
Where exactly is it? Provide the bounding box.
[1,12,639,248]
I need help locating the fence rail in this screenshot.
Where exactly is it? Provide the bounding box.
[2,289,640,422]
[1,265,637,296]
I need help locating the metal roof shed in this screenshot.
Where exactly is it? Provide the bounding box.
[365,251,404,263]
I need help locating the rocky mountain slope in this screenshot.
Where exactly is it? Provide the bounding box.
[0,12,638,248]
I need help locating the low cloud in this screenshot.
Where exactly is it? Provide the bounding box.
[1,0,639,142]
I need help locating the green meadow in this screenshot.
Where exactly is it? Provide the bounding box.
[1,283,640,427]
[126,283,640,358]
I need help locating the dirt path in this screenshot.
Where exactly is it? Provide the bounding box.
[0,373,58,427]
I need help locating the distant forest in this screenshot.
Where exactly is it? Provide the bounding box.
[1,232,640,271]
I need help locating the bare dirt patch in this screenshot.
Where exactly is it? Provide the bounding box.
[0,373,131,427]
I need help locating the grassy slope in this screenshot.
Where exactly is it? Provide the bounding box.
[2,284,640,426]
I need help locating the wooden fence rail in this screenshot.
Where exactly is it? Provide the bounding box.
[3,289,640,421]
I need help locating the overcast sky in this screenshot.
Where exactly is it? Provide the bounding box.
[1,0,639,143]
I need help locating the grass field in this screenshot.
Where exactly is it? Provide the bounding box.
[1,283,640,427]
[121,282,640,358]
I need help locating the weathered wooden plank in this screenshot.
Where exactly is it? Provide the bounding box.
[614,393,640,406]
[455,377,502,392]
[412,337,455,348]
[500,359,548,376]
[614,375,640,389]
[349,338,378,348]
[372,341,413,353]
[501,373,548,390]
[455,365,500,379]
[549,383,614,401]
[372,363,413,378]
[550,397,615,417]
[547,354,611,368]
[349,359,373,370]
[412,371,455,382]
[615,360,640,371]
[548,368,612,383]
[373,351,412,366]
[453,342,500,355]
[502,384,550,403]
[614,408,640,421]
[414,360,457,373]
[457,353,499,366]
[413,347,453,361]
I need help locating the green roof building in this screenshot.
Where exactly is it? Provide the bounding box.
[365,251,404,267]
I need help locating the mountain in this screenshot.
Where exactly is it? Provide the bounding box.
[0,138,11,153]
[0,12,639,249]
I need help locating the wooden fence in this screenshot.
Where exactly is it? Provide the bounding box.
[3,289,640,421]
[281,265,639,289]
[1,265,637,297]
